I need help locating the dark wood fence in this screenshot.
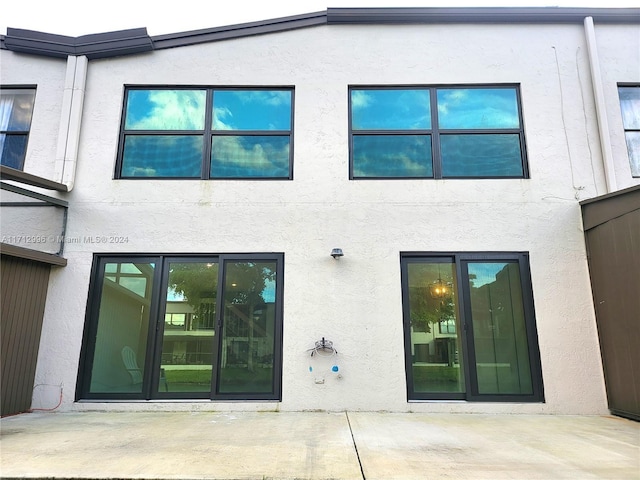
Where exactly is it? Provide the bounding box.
[1,254,51,416]
[581,185,640,421]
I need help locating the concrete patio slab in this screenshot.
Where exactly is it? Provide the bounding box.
[349,412,640,480]
[1,411,638,479]
[1,411,362,479]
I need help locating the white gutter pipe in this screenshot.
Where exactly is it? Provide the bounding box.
[584,16,617,193]
[54,55,87,192]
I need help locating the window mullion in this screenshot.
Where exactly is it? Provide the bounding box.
[453,257,475,398]
[519,130,529,178]
[212,257,227,398]
[430,89,442,179]
[202,89,214,179]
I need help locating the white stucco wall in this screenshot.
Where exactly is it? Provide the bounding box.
[0,50,66,180]
[595,23,640,188]
[28,19,639,414]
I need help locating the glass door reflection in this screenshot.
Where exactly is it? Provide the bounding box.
[158,261,218,393]
[466,261,533,395]
[218,261,277,394]
[407,260,465,394]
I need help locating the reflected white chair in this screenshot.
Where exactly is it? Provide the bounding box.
[121,345,168,391]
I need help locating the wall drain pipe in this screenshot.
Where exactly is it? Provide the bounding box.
[584,16,617,194]
[54,55,87,192]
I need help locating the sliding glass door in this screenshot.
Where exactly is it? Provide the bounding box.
[404,258,465,398]
[218,261,278,394]
[156,260,218,396]
[77,254,283,401]
[402,253,543,402]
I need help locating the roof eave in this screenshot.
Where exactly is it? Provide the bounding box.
[2,7,638,59]
[151,11,327,50]
[327,7,640,24]
[2,27,153,59]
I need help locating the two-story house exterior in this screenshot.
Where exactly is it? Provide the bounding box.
[1,7,638,417]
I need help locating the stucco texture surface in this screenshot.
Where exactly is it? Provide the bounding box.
[15,19,638,414]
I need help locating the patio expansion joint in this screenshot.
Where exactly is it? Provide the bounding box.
[345,411,366,480]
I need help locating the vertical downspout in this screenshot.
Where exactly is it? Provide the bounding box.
[54,55,88,192]
[584,16,617,193]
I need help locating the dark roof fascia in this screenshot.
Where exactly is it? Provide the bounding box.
[326,7,640,25]
[0,242,67,266]
[0,165,68,192]
[580,184,640,231]
[580,183,640,206]
[2,8,638,60]
[151,11,327,50]
[2,27,153,59]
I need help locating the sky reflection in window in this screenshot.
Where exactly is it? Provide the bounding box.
[125,90,206,130]
[353,135,432,177]
[437,88,519,129]
[441,134,523,177]
[213,90,292,131]
[211,135,290,178]
[122,135,202,177]
[351,89,431,130]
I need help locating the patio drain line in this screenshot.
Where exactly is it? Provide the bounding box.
[345,412,366,480]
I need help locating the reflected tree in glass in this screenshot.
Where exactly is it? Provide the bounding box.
[406,261,465,394]
[219,261,277,393]
[169,262,219,330]
[160,262,218,392]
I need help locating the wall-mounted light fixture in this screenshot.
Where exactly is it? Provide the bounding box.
[330,248,344,259]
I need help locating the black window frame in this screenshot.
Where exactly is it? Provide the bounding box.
[400,252,544,403]
[76,253,285,402]
[115,86,295,180]
[0,85,37,171]
[617,83,640,178]
[349,84,529,180]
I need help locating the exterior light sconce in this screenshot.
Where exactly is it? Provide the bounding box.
[330,248,344,259]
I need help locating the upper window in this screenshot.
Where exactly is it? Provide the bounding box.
[618,85,640,177]
[116,87,294,179]
[349,85,528,179]
[401,252,544,402]
[77,253,284,401]
[0,87,36,170]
